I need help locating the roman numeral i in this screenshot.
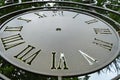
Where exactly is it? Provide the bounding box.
[85,19,98,24]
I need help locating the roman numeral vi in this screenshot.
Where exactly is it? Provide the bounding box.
[51,52,68,70]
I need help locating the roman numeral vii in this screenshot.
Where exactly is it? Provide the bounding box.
[14,45,41,65]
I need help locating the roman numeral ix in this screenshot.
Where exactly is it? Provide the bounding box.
[4,26,23,31]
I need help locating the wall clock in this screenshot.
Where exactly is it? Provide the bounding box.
[0,9,119,76]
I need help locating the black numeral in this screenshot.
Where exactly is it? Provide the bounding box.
[14,45,41,65]
[73,13,79,19]
[34,13,47,18]
[51,52,68,70]
[52,11,64,16]
[85,19,98,24]
[93,38,113,51]
[1,34,25,50]
[17,17,31,23]
[94,28,112,34]
[4,26,23,31]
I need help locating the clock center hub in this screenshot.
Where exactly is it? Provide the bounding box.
[56,28,62,31]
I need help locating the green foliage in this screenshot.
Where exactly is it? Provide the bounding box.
[63,77,79,80]
[0,0,5,6]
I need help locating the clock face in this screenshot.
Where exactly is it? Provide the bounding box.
[0,9,119,76]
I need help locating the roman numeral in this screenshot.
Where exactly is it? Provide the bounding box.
[94,28,112,34]
[17,17,31,23]
[34,13,47,18]
[78,50,98,65]
[51,52,68,70]
[14,45,41,65]
[73,13,79,19]
[52,11,64,16]
[93,38,113,51]
[85,19,98,24]
[1,34,25,50]
[4,26,23,31]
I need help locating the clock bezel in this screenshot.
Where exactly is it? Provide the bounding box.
[0,8,120,77]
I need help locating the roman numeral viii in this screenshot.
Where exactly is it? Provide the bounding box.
[93,38,113,51]
[51,52,68,70]
[1,34,25,50]
[14,45,41,65]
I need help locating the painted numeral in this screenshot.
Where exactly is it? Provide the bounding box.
[94,28,112,34]
[51,52,68,70]
[73,13,79,19]
[17,17,31,23]
[52,11,63,16]
[93,38,113,51]
[85,19,98,24]
[78,50,98,65]
[1,34,25,50]
[34,13,47,18]
[14,45,41,65]
[4,26,23,31]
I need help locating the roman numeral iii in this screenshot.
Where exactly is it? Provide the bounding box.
[1,34,25,50]
[14,45,41,65]
[94,28,112,34]
[93,38,113,51]
[51,52,68,70]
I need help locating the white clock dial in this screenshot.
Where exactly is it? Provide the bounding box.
[0,9,119,76]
